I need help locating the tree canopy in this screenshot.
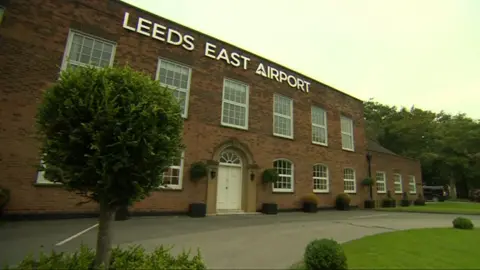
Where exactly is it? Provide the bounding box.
[364,99,480,198]
[36,65,184,267]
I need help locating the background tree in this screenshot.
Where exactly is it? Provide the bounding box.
[364,99,480,198]
[36,66,184,267]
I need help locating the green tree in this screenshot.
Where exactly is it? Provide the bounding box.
[36,66,184,268]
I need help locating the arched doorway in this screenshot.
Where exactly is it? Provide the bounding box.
[216,149,243,211]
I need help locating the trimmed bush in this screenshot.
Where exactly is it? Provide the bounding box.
[452,217,474,230]
[6,244,207,270]
[335,193,351,210]
[303,238,347,270]
[190,161,208,182]
[262,168,279,184]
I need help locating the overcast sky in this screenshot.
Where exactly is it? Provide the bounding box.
[122,0,480,118]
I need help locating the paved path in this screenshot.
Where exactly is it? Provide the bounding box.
[1,210,480,268]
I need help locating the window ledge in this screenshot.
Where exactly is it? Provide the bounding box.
[394,192,403,194]
[312,141,328,147]
[377,191,387,194]
[344,191,357,194]
[272,190,294,194]
[34,183,63,187]
[313,190,329,194]
[156,186,183,192]
[221,122,249,131]
[273,134,294,140]
[342,148,355,152]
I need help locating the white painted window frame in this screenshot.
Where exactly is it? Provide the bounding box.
[160,151,185,190]
[375,171,387,194]
[60,29,117,72]
[272,159,294,192]
[313,163,329,193]
[220,78,249,130]
[340,116,355,151]
[394,173,403,194]
[343,168,357,193]
[155,58,192,119]
[273,94,294,139]
[408,175,417,194]
[311,106,328,146]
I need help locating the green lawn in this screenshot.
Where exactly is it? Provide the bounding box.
[292,228,480,269]
[376,201,480,215]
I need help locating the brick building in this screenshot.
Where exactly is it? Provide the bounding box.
[0,0,422,218]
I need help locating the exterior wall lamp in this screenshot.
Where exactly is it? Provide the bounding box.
[0,6,5,26]
[210,169,216,179]
[250,171,255,181]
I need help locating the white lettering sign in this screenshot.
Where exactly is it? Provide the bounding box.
[122,12,195,51]
[121,12,311,93]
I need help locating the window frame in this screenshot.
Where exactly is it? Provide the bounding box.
[394,173,403,194]
[160,151,185,190]
[375,171,387,194]
[340,116,355,151]
[272,158,294,193]
[155,57,193,119]
[59,29,117,72]
[343,168,357,193]
[408,175,417,194]
[313,163,329,193]
[272,94,294,139]
[311,106,328,146]
[220,77,250,130]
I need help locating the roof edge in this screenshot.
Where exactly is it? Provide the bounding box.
[114,0,363,103]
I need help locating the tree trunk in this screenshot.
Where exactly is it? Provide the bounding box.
[94,199,116,269]
[449,176,457,200]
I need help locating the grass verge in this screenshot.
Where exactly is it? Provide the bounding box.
[292,228,480,269]
[376,201,480,215]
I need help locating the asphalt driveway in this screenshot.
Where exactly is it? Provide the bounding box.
[1,210,479,268]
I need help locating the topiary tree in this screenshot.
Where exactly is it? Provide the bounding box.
[303,238,347,270]
[35,65,184,268]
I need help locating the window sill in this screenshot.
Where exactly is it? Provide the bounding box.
[272,189,294,194]
[377,191,387,194]
[156,186,183,192]
[344,191,357,194]
[394,192,403,194]
[220,122,249,131]
[342,147,355,152]
[312,141,328,147]
[273,134,294,140]
[313,190,329,194]
[34,182,63,187]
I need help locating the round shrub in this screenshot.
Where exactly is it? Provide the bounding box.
[303,238,347,270]
[452,217,474,230]
[302,194,319,205]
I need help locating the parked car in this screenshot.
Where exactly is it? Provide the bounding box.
[422,185,447,202]
[469,189,480,202]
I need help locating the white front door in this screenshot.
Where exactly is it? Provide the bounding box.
[216,165,243,211]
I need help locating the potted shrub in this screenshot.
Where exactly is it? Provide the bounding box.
[362,177,375,209]
[414,193,426,206]
[188,161,208,218]
[382,190,396,208]
[301,194,319,213]
[261,168,279,215]
[335,193,351,211]
[0,186,10,217]
[400,192,410,207]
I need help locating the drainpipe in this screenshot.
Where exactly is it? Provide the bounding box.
[366,151,373,200]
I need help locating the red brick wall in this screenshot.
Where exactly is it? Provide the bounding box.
[370,151,423,202]
[0,0,372,214]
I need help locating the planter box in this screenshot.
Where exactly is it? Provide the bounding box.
[364,200,375,209]
[261,203,278,215]
[400,199,410,207]
[188,203,206,218]
[382,199,396,208]
[114,205,130,221]
[336,204,350,211]
[303,202,317,213]
[414,199,426,206]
